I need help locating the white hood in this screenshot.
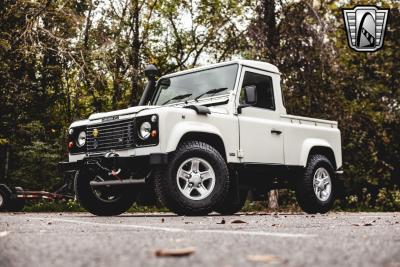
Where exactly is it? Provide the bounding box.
[88,106,160,121]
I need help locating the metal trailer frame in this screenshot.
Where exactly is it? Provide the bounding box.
[0,174,75,212]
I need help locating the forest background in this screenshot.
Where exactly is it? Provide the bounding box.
[0,0,399,211]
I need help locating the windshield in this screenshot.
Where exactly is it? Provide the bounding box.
[152,64,238,106]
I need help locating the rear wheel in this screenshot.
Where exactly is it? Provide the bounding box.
[296,154,336,214]
[154,141,230,216]
[75,170,137,216]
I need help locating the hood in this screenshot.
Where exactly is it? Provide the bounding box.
[87,102,229,121]
[88,106,160,121]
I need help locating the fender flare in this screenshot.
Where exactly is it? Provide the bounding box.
[165,121,225,153]
[300,138,334,167]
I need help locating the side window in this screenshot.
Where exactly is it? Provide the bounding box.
[240,71,275,110]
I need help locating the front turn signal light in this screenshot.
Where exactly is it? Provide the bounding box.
[68,141,74,150]
[151,130,158,138]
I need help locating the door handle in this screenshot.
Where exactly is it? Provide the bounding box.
[271,129,282,135]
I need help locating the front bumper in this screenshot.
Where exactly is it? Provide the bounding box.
[58,153,168,173]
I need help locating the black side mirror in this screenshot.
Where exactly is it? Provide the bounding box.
[238,85,257,114]
[244,85,257,105]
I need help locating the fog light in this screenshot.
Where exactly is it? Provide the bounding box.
[151,130,158,138]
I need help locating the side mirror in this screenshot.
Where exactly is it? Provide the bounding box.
[244,85,257,105]
[237,85,257,114]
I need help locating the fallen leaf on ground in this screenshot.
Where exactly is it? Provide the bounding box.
[217,219,226,224]
[352,224,360,226]
[271,224,279,227]
[363,223,373,226]
[0,231,9,237]
[184,222,192,224]
[47,222,52,225]
[231,219,247,224]
[161,218,165,223]
[155,247,195,257]
[247,254,283,264]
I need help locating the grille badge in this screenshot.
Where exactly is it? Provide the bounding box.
[93,128,99,137]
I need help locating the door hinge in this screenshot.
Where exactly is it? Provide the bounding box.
[237,149,244,158]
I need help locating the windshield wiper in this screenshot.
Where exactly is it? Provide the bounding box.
[162,93,192,105]
[194,87,228,102]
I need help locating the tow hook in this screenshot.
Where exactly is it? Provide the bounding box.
[104,152,121,179]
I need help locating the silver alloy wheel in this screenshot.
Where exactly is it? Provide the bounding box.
[176,157,216,201]
[313,167,332,201]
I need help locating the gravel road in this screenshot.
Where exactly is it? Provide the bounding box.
[1,212,399,267]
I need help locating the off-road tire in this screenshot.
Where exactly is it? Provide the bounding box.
[8,199,25,212]
[214,171,248,215]
[154,141,230,216]
[0,188,10,211]
[296,154,336,214]
[75,170,137,216]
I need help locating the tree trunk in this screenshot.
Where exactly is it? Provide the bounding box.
[262,0,280,210]
[130,0,140,106]
[262,0,279,63]
[268,189,279,210]
[4,145,9,181]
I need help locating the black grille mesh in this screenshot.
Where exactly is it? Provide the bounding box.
[86,119,135,153]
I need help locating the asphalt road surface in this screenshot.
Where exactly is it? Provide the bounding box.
[1,212,400,267]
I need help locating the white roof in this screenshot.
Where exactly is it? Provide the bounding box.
[162,60,280,78]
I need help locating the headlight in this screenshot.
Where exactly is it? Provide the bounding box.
[77,131,86,147]
[139,122,152,140]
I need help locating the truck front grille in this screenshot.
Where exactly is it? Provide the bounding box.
[86,119,135,153]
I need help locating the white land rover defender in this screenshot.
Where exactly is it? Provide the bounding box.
[59,60,343,216]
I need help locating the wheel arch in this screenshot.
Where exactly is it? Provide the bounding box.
[300,139,337,169]
[178,132,227,160]
[307,146,337,170]
[164,121,227,160]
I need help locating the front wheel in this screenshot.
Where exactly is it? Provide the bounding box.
[74,170,137,216]
[296,154,336,214]
[154,141,230,216]
[215,171,248,215]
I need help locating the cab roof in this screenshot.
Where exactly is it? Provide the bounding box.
[161,60,280,79]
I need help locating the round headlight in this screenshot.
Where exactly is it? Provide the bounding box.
[139,122,152,140]
[77,131,86,147]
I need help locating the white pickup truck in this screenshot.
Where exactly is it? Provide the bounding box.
[60,60,343,216]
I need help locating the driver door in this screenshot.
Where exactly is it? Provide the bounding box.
[237,67,284,164]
